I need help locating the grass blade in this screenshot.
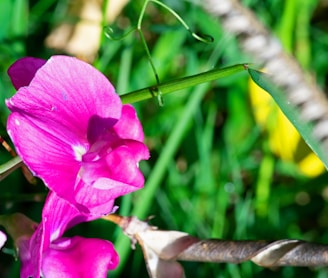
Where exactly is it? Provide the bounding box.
[248,68,328,169]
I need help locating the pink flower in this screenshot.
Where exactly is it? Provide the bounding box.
[6,56,149,215]
[19,191,119,278]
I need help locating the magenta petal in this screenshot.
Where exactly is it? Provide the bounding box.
[122,139,150,163]
[8,57,46,89]
[42,236,119,278]
[75,178,133,215]
[105,144,148,187]
[0,231,6,248]
[41,191,97,239]
[7,113,80,205]
[113,104,145,141]
[20,192,100,278]
[20,225,44,278]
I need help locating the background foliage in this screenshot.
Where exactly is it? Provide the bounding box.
[1,0,328,277]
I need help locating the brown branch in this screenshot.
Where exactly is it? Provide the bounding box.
[0,136,16,157]
[104,215,328,278]
[177,239,328,267]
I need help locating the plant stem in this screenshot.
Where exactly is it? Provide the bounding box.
[120,64,247,104]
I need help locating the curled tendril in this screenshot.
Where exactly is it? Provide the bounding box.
[103,0,214,106]
[150,0,213,44]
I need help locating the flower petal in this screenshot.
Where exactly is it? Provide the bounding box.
[20,191,99,278]
[7,57,46,89]
[20,224,44,278]
[42,192,97,239]
[0,231,6,249]
[105,143,148,187]
[42,236,119,278]
[74,178,134,215]
[113,104,145,141]
[7,113,80,205]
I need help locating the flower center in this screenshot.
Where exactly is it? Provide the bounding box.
[72,145,87,161]
[78,140,113,185]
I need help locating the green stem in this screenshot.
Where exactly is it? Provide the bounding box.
[137,0,160,85]
[120,64,246,104]
[0,156,22,181]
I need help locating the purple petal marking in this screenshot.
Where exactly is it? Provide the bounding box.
[8,57,46,89]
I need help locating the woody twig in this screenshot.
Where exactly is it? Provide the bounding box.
[105,214,328,278]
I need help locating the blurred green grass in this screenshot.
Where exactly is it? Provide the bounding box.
[1,0,328,277]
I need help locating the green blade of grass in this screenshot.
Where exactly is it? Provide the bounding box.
[248,68,328,169]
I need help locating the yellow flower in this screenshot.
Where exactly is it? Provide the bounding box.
[249,78,325,177]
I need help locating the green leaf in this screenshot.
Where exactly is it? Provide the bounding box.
[248,68,328,169]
